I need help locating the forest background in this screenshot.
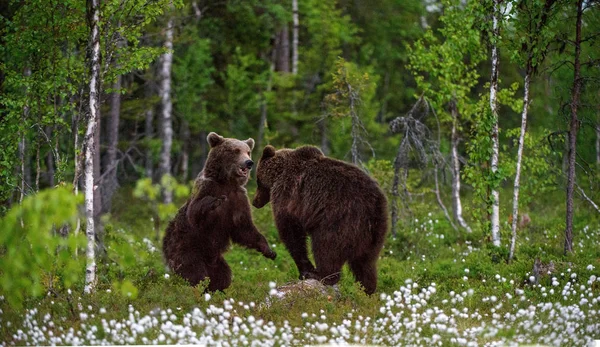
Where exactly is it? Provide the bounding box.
[0,0,599,345]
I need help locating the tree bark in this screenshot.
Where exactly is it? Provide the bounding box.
[158,15,174,203]
[565,0,583,255]
[489,0,501,247]
[292,0,299,75]
[84,0,101,295]
[450,100,471,233]
[509,68,531,262]
[276,26,290,73]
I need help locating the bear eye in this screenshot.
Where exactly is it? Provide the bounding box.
[235,148,241,154]
[247,151,250,156]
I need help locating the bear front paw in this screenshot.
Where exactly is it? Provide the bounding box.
[263,248,277,260]
[299,270,319,281]
[211,195,227,210]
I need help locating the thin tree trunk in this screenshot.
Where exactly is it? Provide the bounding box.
[509,67,532,262]
[46,127,55,187]
[435,164,458,231]
[145,80,155,179]
[565,0,583,255]
[319,117,329,155]
[576,184,600,214]
[103,28,123,213]
[103,74,121,213]
[72,86,84,257]
[18,138,25,204]
[276,26,290,73]
[258,49,277,151]
[489,0,501,247]
[450,100,471,233]
[292,0,299,75]
[35,131,41,192]
[93,94,102,235]
[180,120,190,182]
[84,0,101,295]
[596,111,600,165]
[158,15,174,203]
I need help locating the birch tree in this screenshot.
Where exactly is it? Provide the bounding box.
[158,14,174,204]
[507,0,558,262]
[83,0,101,294]
[489,0,502,247]
[408,0,484,233]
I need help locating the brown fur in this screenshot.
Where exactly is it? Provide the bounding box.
[163,132,276,292]
[252,145,388,294]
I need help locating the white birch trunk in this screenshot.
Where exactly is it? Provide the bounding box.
[489,0,501,247]
[450,105,472,233]
[84,0,101,295]
[509,72,531,262]
[292,0,299,75]
[158,16,174,204]
[435,165,458,231]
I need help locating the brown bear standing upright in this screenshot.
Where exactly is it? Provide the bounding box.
[252,145,388,294]
[162,132,276,292]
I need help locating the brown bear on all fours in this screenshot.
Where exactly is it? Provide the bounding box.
[162,132,276,292]
[252,145,388,295]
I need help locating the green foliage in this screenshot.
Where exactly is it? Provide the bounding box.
[173,26,215,132]
[133,175,190,239]
[408,0,486,125]
[0,186,85,309]
[324,57,386,161]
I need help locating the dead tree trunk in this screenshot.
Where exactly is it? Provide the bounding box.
[84,0,101,294]
[158,15,174,203]
[565,0,583,255]
[489,0,501,247]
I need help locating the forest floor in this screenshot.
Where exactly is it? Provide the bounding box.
[1,186,600,346]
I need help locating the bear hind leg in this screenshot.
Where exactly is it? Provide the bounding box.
[175,256,209,287]
[349,256,378,295]
[312,246,345,286]
[205,256,232,292]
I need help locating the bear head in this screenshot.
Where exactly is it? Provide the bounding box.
[252,145,324,208]
[203,132,255,186]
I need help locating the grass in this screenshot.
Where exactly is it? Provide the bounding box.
[0,184,599,345]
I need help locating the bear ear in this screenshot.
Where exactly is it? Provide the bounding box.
[245,138,255,151]
[261,145,276,160]
[207,132,224,148]
[296,146,324,160]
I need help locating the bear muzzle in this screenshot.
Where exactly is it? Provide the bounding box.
[237,160,254,177]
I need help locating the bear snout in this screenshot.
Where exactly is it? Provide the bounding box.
[245,160,254,169]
